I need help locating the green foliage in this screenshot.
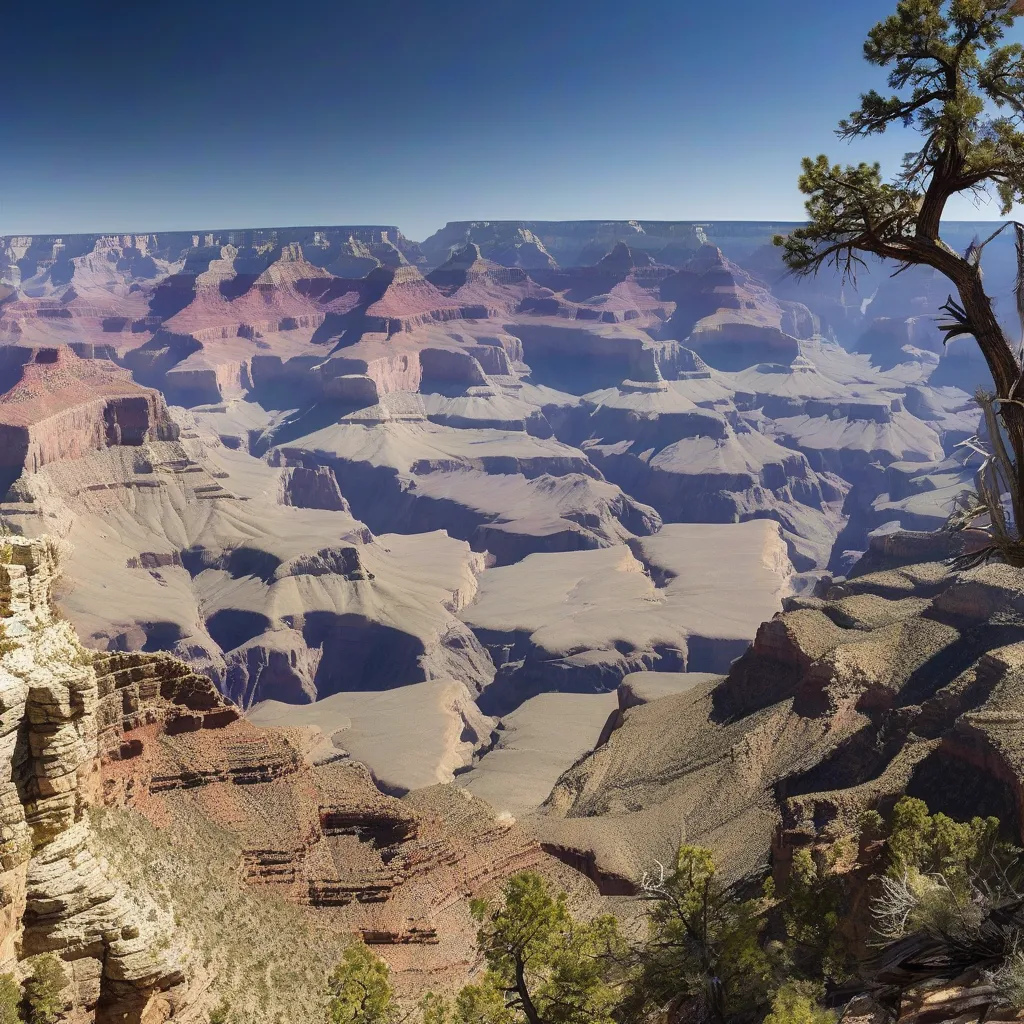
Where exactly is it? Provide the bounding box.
[857,809,885,842]
[763,981,836,1024]
[886,797,936,872]
[630,845,776,1024]
[418,988,514,1024]
[782,845,853,982]
[326,943,396,1024]
[872,796,1019,940]
[774,155,921,281]
[419,992,453,1024]
[469,871,625,1024]
[776,0,1024,281]
[453,979,515,1023]
[335,804,1024,1023]
[0,973,21,1024]
[886,796,1007,888]
[23,955,67,1024]
[774,0,1024,563]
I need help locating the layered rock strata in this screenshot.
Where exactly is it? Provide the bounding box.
[0,536,219,1020]
[0,347,178,489]
[0,536,595,1019]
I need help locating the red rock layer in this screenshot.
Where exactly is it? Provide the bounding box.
[0,347,179,477]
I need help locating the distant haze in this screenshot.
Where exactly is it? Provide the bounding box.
[4,0,1024,240]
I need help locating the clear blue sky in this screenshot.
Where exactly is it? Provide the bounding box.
[3,0,1022,241]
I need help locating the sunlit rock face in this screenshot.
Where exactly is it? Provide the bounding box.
[533,536,1024,892]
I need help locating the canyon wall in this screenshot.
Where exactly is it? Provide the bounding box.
[0,536,224,1021]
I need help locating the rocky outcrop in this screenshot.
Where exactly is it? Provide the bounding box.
[0,536,229,1020]
[361,265,463,335]
[534,541,1024,891]
[276,462,350,511]
[0,348,179,489]
[0,535,598,1019]
[659,245,814,369]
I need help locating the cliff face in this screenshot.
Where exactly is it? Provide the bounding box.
[0,348,179,487]
[0,536,224,1021]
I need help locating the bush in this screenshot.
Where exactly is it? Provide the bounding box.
[418,982,515,1024]
[24,955,67,1024]
[782,843,853,981]
[873,797,1017,940]
[764,981,836,1024]
[0,973,21,1024]
[417,992,451,1024]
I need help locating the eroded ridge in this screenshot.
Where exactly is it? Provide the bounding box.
[535,538,1024,894]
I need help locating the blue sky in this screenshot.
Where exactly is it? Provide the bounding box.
[3,0,1022,240]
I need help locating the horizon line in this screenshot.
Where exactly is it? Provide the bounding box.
[0,217,1013,244]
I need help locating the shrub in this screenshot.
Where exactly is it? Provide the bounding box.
[782,843,854,981]
[417,992,451,1024]
[874,797,1017,940]
[24,954,67,1024]
[0,973,21,1024]
[452,980,514,1023]
[764,981,836,1024]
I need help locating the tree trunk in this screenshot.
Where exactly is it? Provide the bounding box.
[957,271,1024,540]
[515,959,545,1024]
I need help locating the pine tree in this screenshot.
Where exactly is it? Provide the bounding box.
[776,0,1024,564]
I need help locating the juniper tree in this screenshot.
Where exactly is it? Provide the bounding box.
[23,955,67,1024]
[776,0,1024,563]
[326,943,396,1024]
[629,845,775,1024]
[467,872,625,1024]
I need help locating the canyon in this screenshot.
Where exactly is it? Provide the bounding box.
[1,219,1020,1017]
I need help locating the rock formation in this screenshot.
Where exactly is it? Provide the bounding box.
[0,535,601,1020]
[461,520,793,713]
[0,221,1007,905]
[4,218,1024,1023]
[0,347,179,492]
[532,530,1024,897]
[0,535,222,1019]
